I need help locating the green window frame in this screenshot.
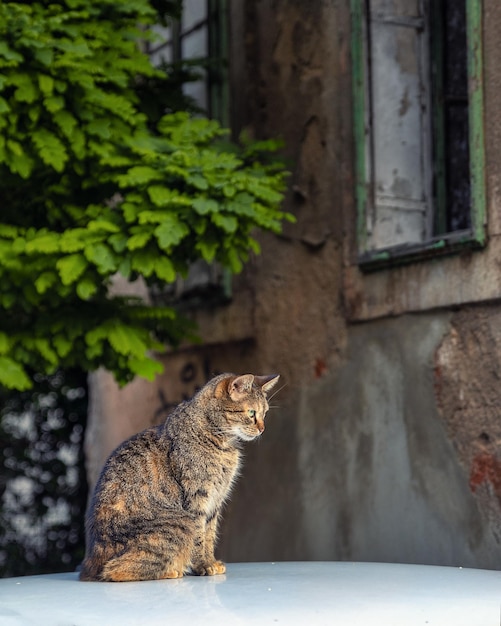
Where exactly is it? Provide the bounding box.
[351,0,486,270]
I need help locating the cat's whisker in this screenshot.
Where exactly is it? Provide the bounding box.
[267,382,287,402]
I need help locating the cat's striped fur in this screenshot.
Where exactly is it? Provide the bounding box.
[79,372,279,582]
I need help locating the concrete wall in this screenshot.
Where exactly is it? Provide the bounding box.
[85,0,501,569]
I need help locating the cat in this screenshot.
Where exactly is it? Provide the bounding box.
[79,372,280,582]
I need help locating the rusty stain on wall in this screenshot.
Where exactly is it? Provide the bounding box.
[314,357,327,378]
[470,453,501,506]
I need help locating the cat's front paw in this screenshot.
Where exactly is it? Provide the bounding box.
[193,560,226,576]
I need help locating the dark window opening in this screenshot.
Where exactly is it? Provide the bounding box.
[433,0,471,235]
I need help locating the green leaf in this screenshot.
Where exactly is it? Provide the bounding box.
[7,150,34,178]
[128,356,164,381]
[154,257,176,282]
[38,74,54,95]
[0,332,10,354]
[85,342,103,360]
[34,338,58,365]
[87,219,120,233]
[77,278,98,300]
[121,202,141,223]
[226,192,255,216]
[56,253,88,285]
[13,74,38,103]
[53,335,72,358]
[6,140,23,157]
[108,233,128,253]
[0,357,32,390]
[32,129,68,172]
[88,91,136,121]
[84,243,117,274]
[60,228,90,252]
[87,119,112,139]
[12,237,25,254]
[137,210,169,225]
[127,231,151,250]
[147,186,190,208]
[33,47,53,66]
[188,174,209,190]
[56,40,92,57]
[223,184,236,198]
[118,165,161,187]
[0,97,10,114]
[154,217,189,249]
[44,95,65,113]
[226,247,244,273]
[54,110,78,139]
[85,326,108,347]
[0,225,18,238]
[248,237,261,255]
[108,324,147,358]
[212,213,238,233]
[246,178,284,204]
[0,42,23,63]
[196,238,219,263]
[28,105,41,123]
[71,127,86,158]
[193,198,219,215]
[117,257,132,278]
[131,249,156,276]
[25,232,60,254]
[34,271,58,294]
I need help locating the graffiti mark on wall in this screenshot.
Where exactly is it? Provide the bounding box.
[152,356,220,423]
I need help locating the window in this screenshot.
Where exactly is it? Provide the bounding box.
[146,1,231,308]
[351,0,486,269]
[147,0,229,123]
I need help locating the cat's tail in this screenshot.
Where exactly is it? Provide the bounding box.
[79,543,113,582]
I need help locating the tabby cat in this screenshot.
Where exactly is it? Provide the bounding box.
[79,372,280,582]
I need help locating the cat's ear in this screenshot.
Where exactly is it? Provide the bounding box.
[228,374,255,401]
[254,374,280,395]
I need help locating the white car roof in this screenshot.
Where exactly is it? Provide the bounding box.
[0,561,500,625]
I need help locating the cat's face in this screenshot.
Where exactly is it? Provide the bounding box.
[216,374,280,442]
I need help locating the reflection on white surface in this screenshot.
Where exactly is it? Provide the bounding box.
[0,562,500,626]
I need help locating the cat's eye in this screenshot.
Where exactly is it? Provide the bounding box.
[248,409,256,419]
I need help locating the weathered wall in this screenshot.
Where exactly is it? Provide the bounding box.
[85,0,501,569]
[435,307,501,547]
[219,313,501,568]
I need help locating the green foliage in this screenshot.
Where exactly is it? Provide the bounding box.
[0,0,291,390]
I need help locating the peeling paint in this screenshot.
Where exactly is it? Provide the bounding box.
[469,453,501,505]
[314,358,327,378]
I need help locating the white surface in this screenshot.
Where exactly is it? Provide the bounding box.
[0,561,500,626]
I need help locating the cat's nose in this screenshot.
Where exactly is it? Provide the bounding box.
[257,421,265,433]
